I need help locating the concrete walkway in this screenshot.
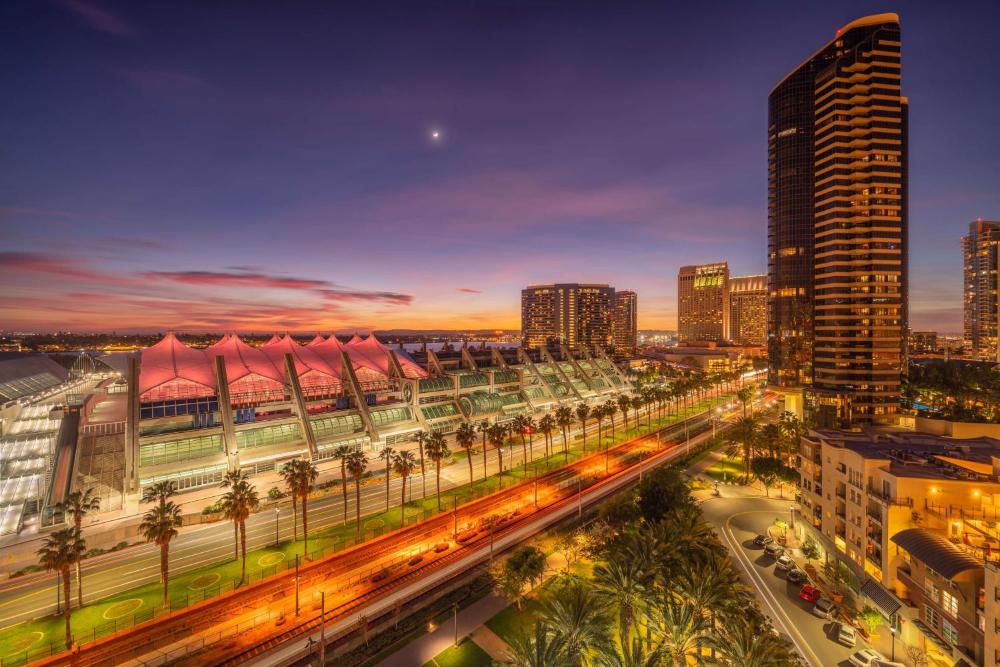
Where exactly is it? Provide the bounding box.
[468,625,509,662]
[375,594,509,667]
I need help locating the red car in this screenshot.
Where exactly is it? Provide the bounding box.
[799,585,822,602]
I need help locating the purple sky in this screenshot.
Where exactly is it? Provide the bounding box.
[1,1,998,333]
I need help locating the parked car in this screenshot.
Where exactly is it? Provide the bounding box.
[753,534,774,547]
[786,568,807,585]
[836,622,857,647]
[872,661,906,667]
[812,596,838,619]
[775,554,795,571]
[799,584,822,602]
[763,543,785,558]
[849,648,886,666]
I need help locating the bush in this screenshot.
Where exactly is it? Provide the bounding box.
[637,466,691,522]
[267,487,284,501]
[202,500,225,515]
[84,547,106,559]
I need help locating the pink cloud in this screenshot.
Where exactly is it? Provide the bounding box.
[143,270,332,290]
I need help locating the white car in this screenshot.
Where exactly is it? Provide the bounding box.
[775,554,795,571]
[849,648,886,666]
[836,622,857,647]
[873,661,906,667]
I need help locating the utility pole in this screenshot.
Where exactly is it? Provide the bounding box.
[453,602,459,647]
[295,554,300,616]
[452,496,458,536]
[319,591,326,666]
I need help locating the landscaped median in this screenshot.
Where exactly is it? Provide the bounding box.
[0,393,739,666]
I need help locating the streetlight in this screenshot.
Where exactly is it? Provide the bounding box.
[273,507,280,547]
[889,623,896,661]
[713,407,722,437]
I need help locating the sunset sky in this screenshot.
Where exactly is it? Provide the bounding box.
[2,1,998,334]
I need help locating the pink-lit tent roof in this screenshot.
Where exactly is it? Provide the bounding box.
[261,334,340,385]
[307,335,347,377]
[306,334,326,347]
[139,332,216,397]
[348,334,427,379]
[347,334,364,345]
[265,334,282,346]
[206,335,284,385]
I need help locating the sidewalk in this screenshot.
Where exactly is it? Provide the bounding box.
[375,594,509,667]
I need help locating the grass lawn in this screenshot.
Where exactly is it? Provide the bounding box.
[1,393,737,661]
[704,457,746,483]
[422,638,492,667]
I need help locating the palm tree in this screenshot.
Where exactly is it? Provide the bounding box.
[221,478,260,581]
[512,414,533,468]
[593,559,646,643]
[220,470,250,561]
[653,600,709,667]
[414,430,428,499]
[138,499,182,607]
[377,446,396,512]
[617,394,631,431]
[705,614,791,667]
[477,420,491,481]
[539,581,610,665]
[488,424,508,480]
[555,406,573,461]
[392,450,417,523]
[538,414,556,460]
[455,422,477,486]
[280,459,318,556]
[593,405,607,451]
[345,450,369,537]
[594,635,662,667]
[54,487,100,607]
[631,396,641,431]
[604,400,618,444]
[332,444,354,525]
[731,416,760,484]
[575,403,590,454]
[736,385,754,417]
[37,528,84,648]
[423,432,451,510]
[504,623,569,667]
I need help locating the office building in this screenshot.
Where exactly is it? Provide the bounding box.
[520,284,616,351]
[963,219,1000,362]
[677,263,729,343]
[769,14,908,425]
[729,275,767,346]
[909,330,938,356]
[612,290,638,356]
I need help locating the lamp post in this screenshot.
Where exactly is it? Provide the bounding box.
[890,623,896,661]
[274,507,280,547]
[713,407,722,437]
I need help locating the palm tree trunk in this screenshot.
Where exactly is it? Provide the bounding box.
[561,430,568,461]
[467,452,474,487]
[418,445,426,498]
[435,462,442,510]
[160,543,169,607]
[399,477,407,525]
[76,560,83,608]
[239,520,247,583]
[62,567,72,648]
[521,436,527,468]
[384,467,391,512]
[482,438,488,482]
[291,495,298,541]
[233,522,239,562]
[340,461,348,525]
[354,480,362,536]
[301,495,309,558]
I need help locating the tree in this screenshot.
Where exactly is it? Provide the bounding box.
[221,478,260,581]
[857,605,884,637]
[489,424,508,481]
[138,498,183,607]
[493,546,547,610]
[592,405,606,450]
[801,538,821,569]
[618,394,631,431]
[705,614,794,667]
[280,458,318,556]
[539,414,556,460]
[555,406,573,461]
[54,487,100,607]
[538,581,611,664]
[414,430,428,499]
[652,600,709,667]
[220,470,250,561]
[594,635,662,667]
[377,446,396,512]
[736,385,754,417]
[477,420,491,481]
[822,559,853,595]
[331,444,354,525]
[504,623,569,667]
[575,403,591,453]
[392,450,417,522]
[749,456,785,497]
[636,466,691,523]
[730,416,760,483]
[594,560,646,643]
[345,450,369,537]
[513,414,534,467]
[423,432,451,510]
[604,400,618,443]
[454,422,477,485]
[37,528,85,648]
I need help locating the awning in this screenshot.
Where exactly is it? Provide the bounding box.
[860,579,901,617]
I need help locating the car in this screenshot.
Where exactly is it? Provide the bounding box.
[753,534,774,547]
[763,543,785,558]
[872,661,906,667]
[836,622,857,647]
[849,648,886,666]
[799,584,821,602]
[786,568,808,584]
[775,554,795,571]
[812,596,838,619]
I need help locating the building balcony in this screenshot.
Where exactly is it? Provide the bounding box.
[836,487,846,500]
[867,506,883,523]
[867,486,913,507]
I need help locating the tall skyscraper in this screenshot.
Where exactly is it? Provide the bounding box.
[612,290,638,355]
[963,219,1000,361]
[521,284,615,350]
[678,263,729,343]
[768,14,907,425]
[729,275,767,346]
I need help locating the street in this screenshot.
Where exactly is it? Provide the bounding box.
[700,492,861,667]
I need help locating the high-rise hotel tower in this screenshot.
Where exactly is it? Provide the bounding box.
[768,14,907,425]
